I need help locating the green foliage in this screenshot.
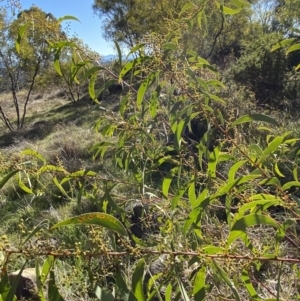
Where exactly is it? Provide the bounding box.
[2,1,300,301]
[230,33,300,111]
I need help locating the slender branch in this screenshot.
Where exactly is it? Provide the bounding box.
[4,248,300,263]
[20,59,41,128]
[206,12,224,59]
[0,105,15,131]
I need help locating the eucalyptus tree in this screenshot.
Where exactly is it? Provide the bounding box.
[0,6,65,131]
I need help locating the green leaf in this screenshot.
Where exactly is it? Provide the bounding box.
[17,174,33,194]
[20,149,46,163]
[15,24,27,54]
[231,114,278,127]
[54,49,62,76]
[177,275,190,301]
[180,3,195,15]
[217,173,262,196]
[88,72,97,100]
[114,41,123,70]
[163,42,177,50]
[165,283,172,301]
[227,214,279,246]
[208,144,221,178]
[150,86,160,118]
[228,160,247,181]
[207,93,226,104]
[38,165,67,174]
[193,267,205,301]
[116,272,130,300]
[48,271,65,301]
[60,170,97,184]
[162,167,178,198]
[271,38,296,51]
[94,286,115,301]
[293,167,298,181]
[211,260,240,300]
[137,74,153,108]
[258,177,280,186]
[41,256,54,284]
[82,66,104,81]
[201,246,224,254]
[241,269,259,300]
[6,262,27,301]
[53,177,73,202]
[188,177,197,209]
[132,259,146,301]
[0,271,13,301]
[231,0,250,8]
[57,15,80,24]
[274,162,285,177]
[21,220,49,247]
[259,132,291,163]
[282,181,300,191]
[237,199,281,218]
[119,56,149,80]
[50,212,127,236]
[0,170,19,190]
[35,262,46,301]
[216,2,241,14]
[127,43,145,58]
[286,43,300,54]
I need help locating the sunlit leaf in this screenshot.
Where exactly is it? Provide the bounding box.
[132,259,146,301]
[162,167,178,198]
[119,56,149,80]
[177,275,190,301]
[208,144,221,178]
[274,162,285,178]
[15,24,27,54]
[22,220,49,247]
[259,132,292,163]
[163,42,177,50]
[48,271,65,301]
[165,283,172,301]
[271,38,295,52]
[216,2,241,14]
[20,149,46,163]
[53,177,73,202]
[57,15,80,24]
[6,262,27,301]
[242,269,259,300]
[228,160,247,181]
[17,174,33,194]
[137,73,154,108]
[51,212,127,236]
[227,214,279,246]
[126,43,145,58]
[82,66,104,81]
[211,260,241,300]
[232,0,250,7]
[94,286,115,301]
[0,170,19,190]
[282,181,300,191]
[286,43,300,54]
[231,114,278,127]
[193,267,205,301]
[180,3,195,15]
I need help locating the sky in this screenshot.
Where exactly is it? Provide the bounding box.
[17,0,115,55]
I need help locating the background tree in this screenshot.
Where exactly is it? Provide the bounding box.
[92,0,187,48]
[0,6,66,131]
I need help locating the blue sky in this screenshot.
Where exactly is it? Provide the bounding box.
[18,0,115,55]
